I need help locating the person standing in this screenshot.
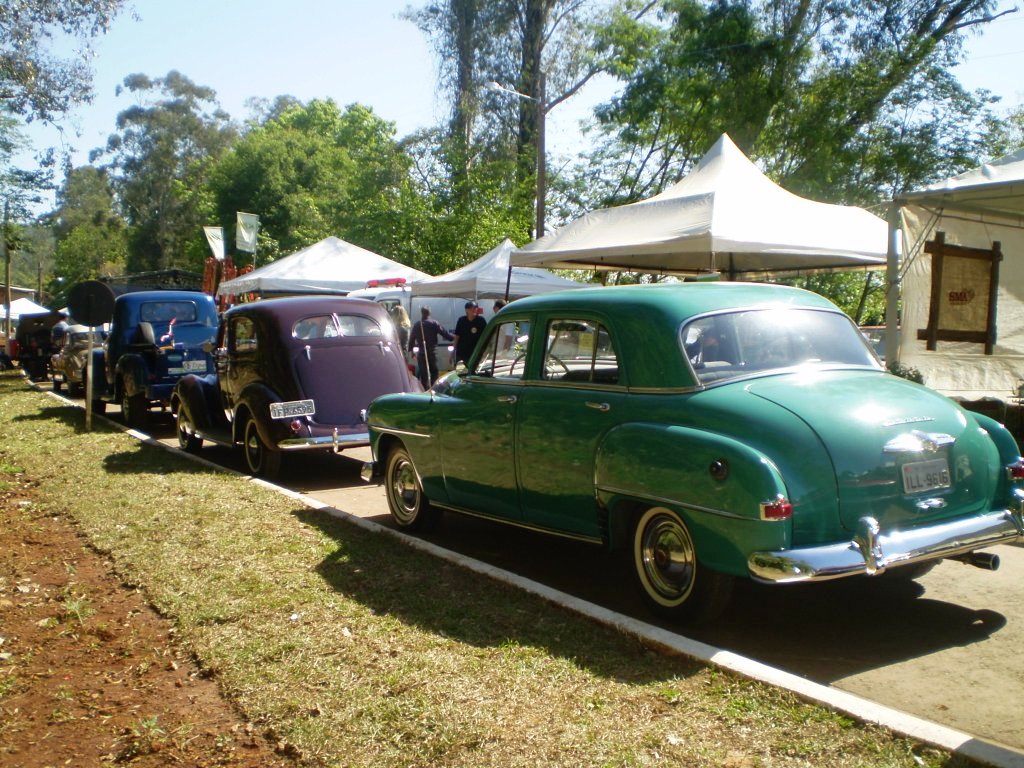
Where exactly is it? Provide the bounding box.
[452,300,487,366]
[408,305,452,388]
[389,304,411,352]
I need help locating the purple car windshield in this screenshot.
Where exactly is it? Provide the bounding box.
[681,308,881,385]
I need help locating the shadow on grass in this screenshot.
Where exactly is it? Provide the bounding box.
[296,506,704,686]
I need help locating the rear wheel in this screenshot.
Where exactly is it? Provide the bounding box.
[384,444,440,531]
[176,406,203,454]
[121,378,148,430]
[243,417,281,479]
[632,506,732,624]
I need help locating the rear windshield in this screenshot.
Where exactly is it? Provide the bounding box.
[682,308,880,385]
[293,313,384,340]
[139,301,199,324]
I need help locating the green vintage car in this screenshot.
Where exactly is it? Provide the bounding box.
[363,282,1024,622]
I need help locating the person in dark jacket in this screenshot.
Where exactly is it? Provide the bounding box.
[452,300,487,366]
[408,305,452,388]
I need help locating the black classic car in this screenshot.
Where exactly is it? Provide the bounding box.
[172,296,420,478]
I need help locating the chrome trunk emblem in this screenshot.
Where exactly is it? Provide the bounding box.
[883,430,955,454]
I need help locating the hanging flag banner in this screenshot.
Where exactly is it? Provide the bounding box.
[203,226,225,261]
[236,212,260,253]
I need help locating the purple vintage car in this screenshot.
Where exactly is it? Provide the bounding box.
[171,296,420,478]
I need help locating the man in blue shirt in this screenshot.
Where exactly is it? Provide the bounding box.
[452,301,487,367]
[408,305,452,388]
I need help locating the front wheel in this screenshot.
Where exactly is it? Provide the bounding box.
[242,417,281,479]
[384,444,440,531]
[176,406,203,454]
[632,506,732,624]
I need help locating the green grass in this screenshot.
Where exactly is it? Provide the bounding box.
[0,371,974,768]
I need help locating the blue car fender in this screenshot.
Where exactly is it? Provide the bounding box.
[115,353,148,399]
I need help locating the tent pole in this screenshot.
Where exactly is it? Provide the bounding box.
[884,201,902,365]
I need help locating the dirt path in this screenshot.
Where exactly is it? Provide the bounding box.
[0,468,293,767]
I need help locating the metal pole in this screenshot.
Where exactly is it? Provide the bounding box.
[884,201,902,366]
[535,71,546,239]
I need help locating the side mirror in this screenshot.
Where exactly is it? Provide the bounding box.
[454,361,468,375]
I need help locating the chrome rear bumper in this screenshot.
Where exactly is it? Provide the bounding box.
[748,504,1024,584]
[278,430,369,453]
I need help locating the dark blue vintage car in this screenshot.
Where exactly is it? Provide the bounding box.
[90,290,219,429]
[172,296,420,478]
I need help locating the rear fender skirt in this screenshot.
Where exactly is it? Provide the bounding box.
[595,423,792,573]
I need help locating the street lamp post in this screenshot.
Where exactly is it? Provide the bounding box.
[486,75,546,239]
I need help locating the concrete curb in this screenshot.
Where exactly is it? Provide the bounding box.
[42,384,1024,768]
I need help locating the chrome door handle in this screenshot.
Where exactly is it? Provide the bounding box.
[497,395,517,404]
[585,401,610,412]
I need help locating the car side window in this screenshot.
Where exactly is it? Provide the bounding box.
[335,314,383,337]
[294,315,339,339]
[230,317,258,354]
[542,320,619,385]
[472,320,530,380]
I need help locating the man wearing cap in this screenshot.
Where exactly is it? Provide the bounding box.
[452,300,488,367]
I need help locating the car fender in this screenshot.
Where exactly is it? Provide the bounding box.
[595,422,792,575]
[115,354,148,399]
[234,382,288,447]
[173,374,226,432]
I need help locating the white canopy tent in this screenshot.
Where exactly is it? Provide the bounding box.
[0,297,50,320]
[886,147,1024,401]
[216,236,429,297]
[411,239,584,299]
[511,133,888,276]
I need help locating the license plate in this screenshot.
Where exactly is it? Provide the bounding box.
[270,399,315,419]
[902,458,951,494]
[184,360,207,372]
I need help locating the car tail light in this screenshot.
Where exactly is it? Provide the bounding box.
[760,496,793,520]
[289,419,304,433]
[1007,458,1024,480]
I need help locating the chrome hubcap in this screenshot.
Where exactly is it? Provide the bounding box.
[640,514,696,601]
[389,457,420,523]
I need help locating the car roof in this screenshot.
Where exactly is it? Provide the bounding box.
[506,281,836,317]
[224,295,389,326]
[499,282,844,389]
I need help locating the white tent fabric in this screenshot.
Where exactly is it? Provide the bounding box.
[216,236,429,296]
[890,147,1024,401]
[511,134,888,276]
[0,297,50,320]
[411,239,584,299]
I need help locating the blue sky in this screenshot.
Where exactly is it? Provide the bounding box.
[21,0,1024,175]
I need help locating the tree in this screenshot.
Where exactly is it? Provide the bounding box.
[206,100,420,267]
[44,165,126,306]
[589,0,1014,206]
[98,71,237,274]
[1,108,53,342]
[0,0,128,122]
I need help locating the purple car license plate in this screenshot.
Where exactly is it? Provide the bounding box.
[902,458,951,494]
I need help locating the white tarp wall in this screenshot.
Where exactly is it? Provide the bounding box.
[894,147,1024,401]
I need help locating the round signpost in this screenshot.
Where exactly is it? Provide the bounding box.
[66,281,116,431]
